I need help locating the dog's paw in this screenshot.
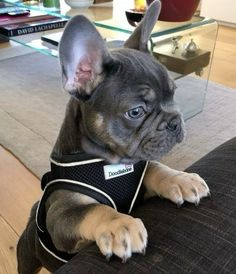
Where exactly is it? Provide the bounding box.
[157,172,210,206]
[95,215,147,262]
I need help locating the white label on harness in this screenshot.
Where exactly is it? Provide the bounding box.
[103,164,134,180]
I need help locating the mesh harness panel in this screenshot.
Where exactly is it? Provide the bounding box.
[36,155,148,262]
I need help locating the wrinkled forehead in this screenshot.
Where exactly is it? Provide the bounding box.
[110,49,175,99]
[88,49,175,107]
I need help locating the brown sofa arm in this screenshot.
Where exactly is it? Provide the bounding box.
[55,137,236,274]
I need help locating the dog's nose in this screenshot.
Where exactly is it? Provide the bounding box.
[167,116,180,132]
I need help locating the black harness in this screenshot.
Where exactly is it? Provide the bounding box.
[36,154,148,262]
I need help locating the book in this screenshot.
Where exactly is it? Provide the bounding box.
[41,32,124,49]
[41,31,62,46]
[0,10,58,26]
[0,2,30,15]
[0,17,68,37]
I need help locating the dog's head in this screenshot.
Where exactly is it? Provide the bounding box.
[59,0,185,163]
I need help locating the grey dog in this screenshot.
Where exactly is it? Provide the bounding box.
[17,1,210,273]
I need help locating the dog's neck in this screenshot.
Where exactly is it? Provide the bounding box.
[51,98,120,163]
[51,98,82,161]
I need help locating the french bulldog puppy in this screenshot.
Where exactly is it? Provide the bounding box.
[17,1,210,273]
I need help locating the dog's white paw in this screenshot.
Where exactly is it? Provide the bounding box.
[95,215,147,262]
[157,172,210,206]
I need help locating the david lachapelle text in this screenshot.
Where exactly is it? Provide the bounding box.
[0,18,68,37]
[17,21,66,35]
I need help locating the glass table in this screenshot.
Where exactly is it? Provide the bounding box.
[0,0,218,119]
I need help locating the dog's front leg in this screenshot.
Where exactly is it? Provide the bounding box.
[143,162,210,206]
[46,196,147,262]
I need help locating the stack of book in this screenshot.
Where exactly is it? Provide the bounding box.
[0,3,68,37]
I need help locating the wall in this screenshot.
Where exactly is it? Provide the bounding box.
[200,0,236,25]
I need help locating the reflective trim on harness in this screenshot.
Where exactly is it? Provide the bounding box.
[50,157,103,167]
[128,161,148,213]
[36,178,117,232]
[38,238,68,263]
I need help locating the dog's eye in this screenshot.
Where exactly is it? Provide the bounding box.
[125,106,145,119]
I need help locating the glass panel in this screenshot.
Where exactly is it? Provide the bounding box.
[0,0,218,120]
[151,21,218,120]
[3,0,215,36]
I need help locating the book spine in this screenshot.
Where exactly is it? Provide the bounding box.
[2,20,67,37]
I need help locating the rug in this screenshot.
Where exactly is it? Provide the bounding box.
[0,53,236,178]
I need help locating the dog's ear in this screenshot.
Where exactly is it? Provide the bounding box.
[124,0,161,52]
[59,15,112,99]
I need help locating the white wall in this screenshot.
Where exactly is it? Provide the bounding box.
[201,0,236,25]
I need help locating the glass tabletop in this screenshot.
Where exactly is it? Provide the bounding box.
[2,0,215,37]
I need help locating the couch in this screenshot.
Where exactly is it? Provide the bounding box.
[55,137,236,273]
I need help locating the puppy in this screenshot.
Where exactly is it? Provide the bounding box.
[17,1,210,273]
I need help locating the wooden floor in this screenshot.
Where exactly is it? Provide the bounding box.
[0,25,236,273]
[210,26,236,89]
[0,148,48,274]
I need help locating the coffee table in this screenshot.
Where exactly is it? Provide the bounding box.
[0,0,218,119]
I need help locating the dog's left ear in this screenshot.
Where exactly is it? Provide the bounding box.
[124,0,161,52]
[59,15,112,99]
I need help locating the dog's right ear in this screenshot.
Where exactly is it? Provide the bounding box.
[59,15,112,100]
